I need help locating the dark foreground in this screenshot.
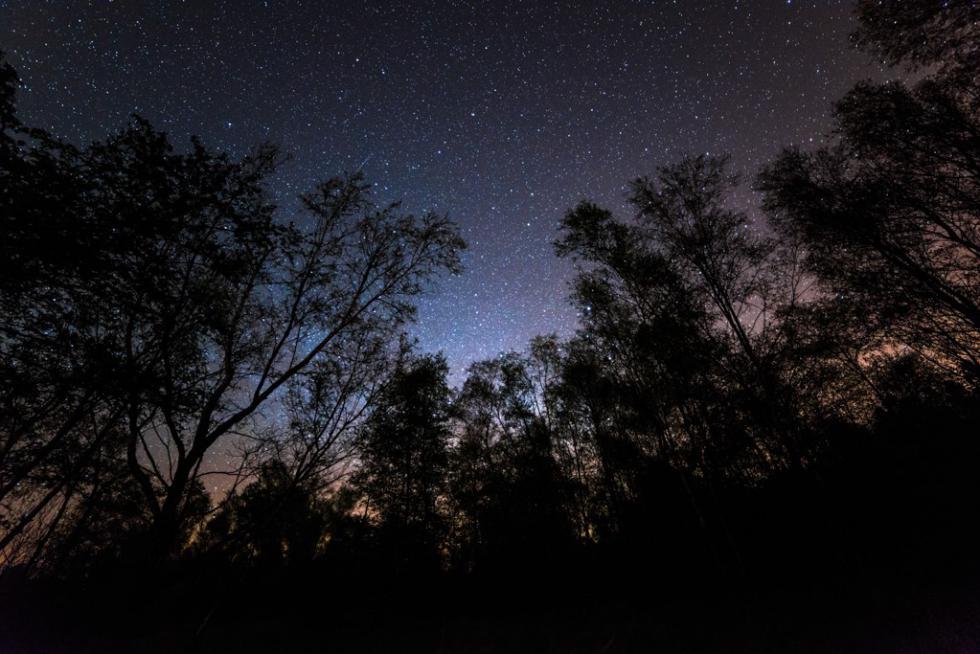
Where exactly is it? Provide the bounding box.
[3,564,979,654]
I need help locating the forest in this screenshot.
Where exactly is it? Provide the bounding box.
[1,1,979,652]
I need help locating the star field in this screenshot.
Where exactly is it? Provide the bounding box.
[0,0,890,380]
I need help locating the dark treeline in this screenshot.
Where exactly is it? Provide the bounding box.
[2,2,980,652]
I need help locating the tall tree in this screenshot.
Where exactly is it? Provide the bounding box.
[449,347,578,574]
[629,155,779,372]
[557,158,799,477]
[758,1,980,384]
[0,53,465,564]
[351,353,454,571]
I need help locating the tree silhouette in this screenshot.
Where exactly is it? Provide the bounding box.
[448,348,577,575]
[350,353,454,573]
[852,0,980,83]
[199,460,328,567]
[0,52,465,565]
[758,35,980,384]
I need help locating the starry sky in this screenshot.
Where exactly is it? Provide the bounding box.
[0,0,889,380]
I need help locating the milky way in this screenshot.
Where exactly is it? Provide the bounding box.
[0,1,890,380]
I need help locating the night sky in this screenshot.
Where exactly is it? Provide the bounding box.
[0,0,889,380]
